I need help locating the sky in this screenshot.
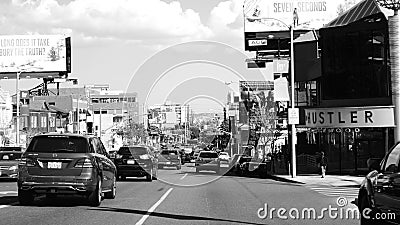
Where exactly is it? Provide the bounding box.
[0,0,358,113]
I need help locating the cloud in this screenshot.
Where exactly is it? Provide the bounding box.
[208,0,244,48]
[0,0,213,46]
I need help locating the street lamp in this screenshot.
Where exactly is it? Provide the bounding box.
[377,0,400,143]
[243,13,297,177]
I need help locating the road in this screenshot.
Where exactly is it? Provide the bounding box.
[0,165,360,225]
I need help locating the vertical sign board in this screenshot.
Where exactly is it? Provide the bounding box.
[288,108,299,125]
[0,35,71,75]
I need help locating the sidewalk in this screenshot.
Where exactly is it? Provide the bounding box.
[271,174,365,187]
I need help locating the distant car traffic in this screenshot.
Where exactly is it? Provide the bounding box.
[0,150,22,179]
[158,149,181,170]
[17,133,117,206]
[195,151,220,174]
[114,146,158,181]
[357,142,400,225]
[218,152,230,162]
[228,154,252,176]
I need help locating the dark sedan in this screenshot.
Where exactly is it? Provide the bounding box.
[114,146,158,181]
[357,142,400,225]
[18,133,117,206]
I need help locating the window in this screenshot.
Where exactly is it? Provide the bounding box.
[199,152,218,158]
[382,143,400,173]
[31,115,38,128]
[27,136,89,153]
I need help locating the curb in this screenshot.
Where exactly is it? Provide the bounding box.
[266,174,305,184]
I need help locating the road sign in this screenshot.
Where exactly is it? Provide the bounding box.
[288,108,299,125]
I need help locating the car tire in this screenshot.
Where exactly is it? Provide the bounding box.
[104,175,116,199]
[18,189,34,206]
[146,169,153,182]
[176,165,181,170]
[359,194,375,225]
[158,165,163,169]
[88,179,102,207]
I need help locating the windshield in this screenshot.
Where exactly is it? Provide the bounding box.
[27,136,88,153]
[0,152,22,160]
[161,150,178,155]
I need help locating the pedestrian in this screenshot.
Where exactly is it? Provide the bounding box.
[293,8,299,27]
[319,152,327,178]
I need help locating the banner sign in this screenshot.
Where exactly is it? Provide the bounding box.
[305,106,395,128]
[244,0,346,32]
[0,35,71,73]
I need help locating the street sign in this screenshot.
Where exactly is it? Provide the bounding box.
[288,108,299,125]
[248,39,267,47]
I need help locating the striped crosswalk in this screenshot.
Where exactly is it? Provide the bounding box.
[306,185,359,199]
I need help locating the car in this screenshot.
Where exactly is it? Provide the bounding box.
[357,142,400,225]
[113,146,158,181]
[158,149,181,170]
[195,151,220,174]
[0,150,23,179]
[218,152,230,162]
[240,159,269,178]
[17,133,117,206]
[228,154,252,175]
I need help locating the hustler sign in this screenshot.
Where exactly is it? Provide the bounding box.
[305,107,395,128]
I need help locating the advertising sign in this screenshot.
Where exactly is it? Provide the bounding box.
[305,106,395,128]
[244,0,346,32]
[0,35,71,74]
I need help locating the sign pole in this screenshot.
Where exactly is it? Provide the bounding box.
[290,25,297,178]
[16,71,20,147]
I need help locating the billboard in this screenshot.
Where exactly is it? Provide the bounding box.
[0,35,71,74]
[244,0,346,32]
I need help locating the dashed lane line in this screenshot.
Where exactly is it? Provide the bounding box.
[135,187,174,225]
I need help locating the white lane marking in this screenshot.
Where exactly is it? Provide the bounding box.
[180,173,188,180]
[135,188,174,225]
[0,202,17,209]
[0,191,17,195]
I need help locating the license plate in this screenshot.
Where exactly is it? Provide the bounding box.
[48,162,62,169]
[220,164,229,168]
[127,159,136,165]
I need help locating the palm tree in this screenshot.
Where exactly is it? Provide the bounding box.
[377,0,400,142]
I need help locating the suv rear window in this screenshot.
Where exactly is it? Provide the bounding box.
[199,152,218,158]
[118,147,147,155]
[27,136,89,153]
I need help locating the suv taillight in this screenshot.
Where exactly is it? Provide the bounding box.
[19,158,36,167]
[74,158,93,168]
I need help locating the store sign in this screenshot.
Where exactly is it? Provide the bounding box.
[248,39,268,47]
[305,107,395,128]
[0,35,71,73]
[288,108,299,125]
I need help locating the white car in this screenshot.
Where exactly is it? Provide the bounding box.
[218,152,230,162]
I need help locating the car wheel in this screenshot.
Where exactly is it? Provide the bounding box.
[359,194,375,225]
[158,165,163,169]
[104,175,116,199]
[176,165,181,170]
[146,169,153,182]
[88,179,102,207]
[18,189,34,206]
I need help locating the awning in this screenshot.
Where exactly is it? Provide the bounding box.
[324,0,393,28]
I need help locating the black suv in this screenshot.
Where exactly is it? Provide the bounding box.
[114,146,158,181]
[18,133,117,206]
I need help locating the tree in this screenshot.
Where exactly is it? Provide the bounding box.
[116,121,148,145]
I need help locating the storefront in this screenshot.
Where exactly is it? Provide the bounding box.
[303,106,394,174]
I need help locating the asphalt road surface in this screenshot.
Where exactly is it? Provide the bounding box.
[0,165,360,225]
